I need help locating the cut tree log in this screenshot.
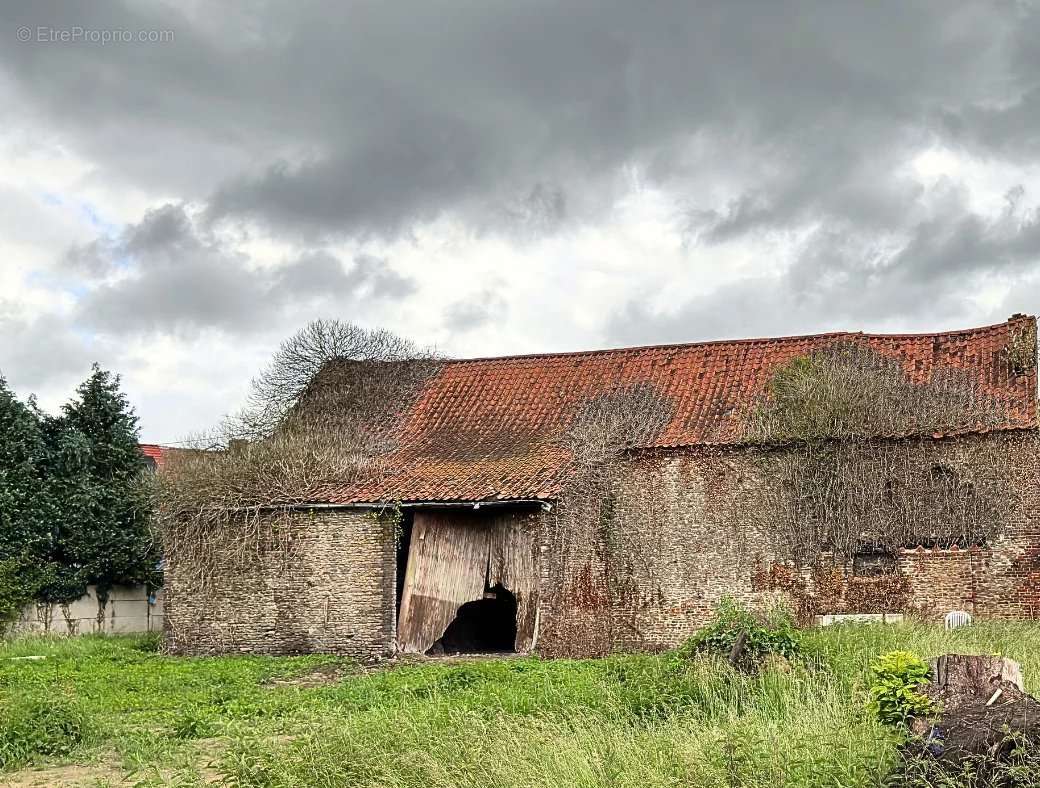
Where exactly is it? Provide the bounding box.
[926,654,1024,711]
[911,654,1040,767]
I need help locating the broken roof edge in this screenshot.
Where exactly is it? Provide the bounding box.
[265,497,553,511]
[426,314,1036,367]
[629,422,1040,455]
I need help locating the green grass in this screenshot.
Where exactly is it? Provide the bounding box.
[1,623,1039,786]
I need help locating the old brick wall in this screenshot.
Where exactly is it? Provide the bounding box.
[164,508,397,657]
[536,430,1040,657]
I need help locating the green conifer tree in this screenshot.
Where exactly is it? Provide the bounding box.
[0,377,52,627]
[50,365,160,602]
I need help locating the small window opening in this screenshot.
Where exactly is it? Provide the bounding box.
[427,584,518,655]
[853,548,897,577]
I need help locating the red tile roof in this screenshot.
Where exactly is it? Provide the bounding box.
[318,316,1038,505]
[139,443,166,468]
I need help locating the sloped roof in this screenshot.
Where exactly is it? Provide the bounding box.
[139,443,166,468]
[317,315,1038,505]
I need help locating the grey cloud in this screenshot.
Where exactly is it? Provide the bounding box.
[273,251,416,300]
[0,307,88,391]
[67,205,417,335]
[610,188,1040,348]
[443,291,508,333]
[3,0,1034,244]
[4,0,1040,356]
[123,203,195,256]
[343,254,417,300]
[65,202,196,276]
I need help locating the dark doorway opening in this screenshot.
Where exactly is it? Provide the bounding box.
[394,511,414,617]
[427,584,518,655]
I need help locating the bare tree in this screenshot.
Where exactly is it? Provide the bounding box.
[232,319,439,441]
[154,320,442,589]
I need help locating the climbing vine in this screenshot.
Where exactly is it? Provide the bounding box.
[540,383,674,655]
[155,321,441,591]
[742,341,1017,565]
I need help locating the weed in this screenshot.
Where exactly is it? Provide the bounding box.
[0,690,95,769]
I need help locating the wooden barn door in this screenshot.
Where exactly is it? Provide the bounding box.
[397,509,538,654]
[488,515,539,652]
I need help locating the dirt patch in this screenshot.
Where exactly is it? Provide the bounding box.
[265,662,353,688]
[0,762,124,787]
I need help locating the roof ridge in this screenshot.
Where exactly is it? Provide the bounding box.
[439,318,1022,366]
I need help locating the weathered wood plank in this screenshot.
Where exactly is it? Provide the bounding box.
[488,515,539,652]
[396,511,489,653]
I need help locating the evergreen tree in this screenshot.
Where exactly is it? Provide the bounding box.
[53,365,160,601]
[0,377,53,625]
[0,378,50,559]
[35,410,94,603]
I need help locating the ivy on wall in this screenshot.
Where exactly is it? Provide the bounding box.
[540,383,675,656]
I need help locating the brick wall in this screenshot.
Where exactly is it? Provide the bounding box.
[536,430,1040,657]
[164,508,397,657]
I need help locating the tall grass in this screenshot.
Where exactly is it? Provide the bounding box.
[1,623,1038,786]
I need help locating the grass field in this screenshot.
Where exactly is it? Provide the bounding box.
[1,622,1039,787]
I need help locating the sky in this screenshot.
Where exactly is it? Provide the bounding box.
[1,0,1039,443]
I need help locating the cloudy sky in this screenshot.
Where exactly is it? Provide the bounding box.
[2,1,1039,442]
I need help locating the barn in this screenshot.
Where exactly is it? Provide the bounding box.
[163,314,1040,658]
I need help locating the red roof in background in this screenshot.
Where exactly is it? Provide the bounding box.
[139,444,166,468]
[317,316,1038,505]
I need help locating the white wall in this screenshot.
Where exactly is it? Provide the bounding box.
[13,584,164,635]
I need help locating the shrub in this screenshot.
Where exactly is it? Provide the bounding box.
[683,598,801,669]
[0,692,95,769]
[868,650,933,727]
[0,559,37,635]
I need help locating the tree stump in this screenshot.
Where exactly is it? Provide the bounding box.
[926,654,1024,711]
[910,654,1040,770]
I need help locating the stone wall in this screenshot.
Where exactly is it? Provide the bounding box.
[164,508,397,657]
[162,432,1039,659]
[536,430,1040,657]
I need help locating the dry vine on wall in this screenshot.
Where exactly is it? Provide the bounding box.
[743,341,1018,581]
[154,320,441,593]
[541,382,674,655]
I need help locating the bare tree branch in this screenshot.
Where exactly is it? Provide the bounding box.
[153,320,442,590]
